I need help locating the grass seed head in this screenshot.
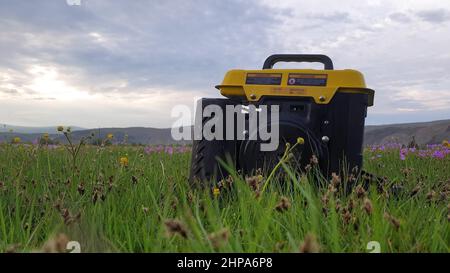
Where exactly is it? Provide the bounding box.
[384,212,401,230]
[274,241,286,252]
[321,193,329,207]
[41,233,69,253]
[331,172,341,187]
[363,198,373,215]
[299,233,320,253]
[225,175,234,187]
[342,210,352,225]
[275,196,291,212]
[164,219,188,239]
[347,174,357,187]
[246,175,263,192]
[426,190,436,201]
[355,185,366,199]
[208,228,230,249]
[327,184,337,195]
[304,164,312,172]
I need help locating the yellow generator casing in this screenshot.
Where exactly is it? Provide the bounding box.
[216,58,374,106]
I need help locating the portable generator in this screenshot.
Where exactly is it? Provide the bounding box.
[189,54,374,186]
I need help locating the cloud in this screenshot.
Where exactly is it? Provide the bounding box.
[0,1,283,98]
[388,12,412,23]
[416,9,450,23]
[0,0,449,127]
[0,89,19,96]
[32,97,56,101]
[307,11,352,23]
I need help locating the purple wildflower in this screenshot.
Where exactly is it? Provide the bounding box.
[418,150,428,158]
[432,150,445,159]
[165,146,174,155]
[144,146,154,154]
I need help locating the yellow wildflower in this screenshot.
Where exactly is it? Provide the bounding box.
[443,140,449,148]
[213,187,220,197]
[297,137,305,145]
[107,133,114,140]
[119,156,129,167]
[13,137,21,144]
[43,133,49,140]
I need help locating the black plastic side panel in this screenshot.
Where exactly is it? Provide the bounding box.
[188,98,237,187]
[325,92,368,175]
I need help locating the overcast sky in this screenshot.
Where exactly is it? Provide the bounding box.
[0,0,449,128]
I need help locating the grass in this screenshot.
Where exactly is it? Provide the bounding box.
[0,142,448,253]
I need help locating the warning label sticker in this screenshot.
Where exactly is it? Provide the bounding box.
[287,73,327,86]
[246,73,282,85]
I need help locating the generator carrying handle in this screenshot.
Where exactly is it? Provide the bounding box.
[263,54,334,70]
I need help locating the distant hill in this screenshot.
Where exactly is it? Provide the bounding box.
[0,127,191,145]
[55,127,191,145]
[0,120,448,146]
[364,119,449,145]
[0,124,85,134]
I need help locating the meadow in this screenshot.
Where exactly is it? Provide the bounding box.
[0,133,449,253]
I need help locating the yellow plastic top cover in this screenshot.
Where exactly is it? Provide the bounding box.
[216,69,374,106]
